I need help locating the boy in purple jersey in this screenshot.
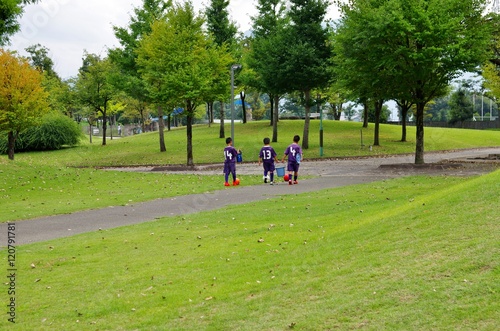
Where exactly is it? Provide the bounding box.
[258,137,279,185]
[223,137,240,186]
[281,135,302,185]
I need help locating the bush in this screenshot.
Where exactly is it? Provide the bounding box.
[0,113,83,153]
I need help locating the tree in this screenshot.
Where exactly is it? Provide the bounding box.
[482,13,500,109]
[138,1,232,166]
[205,0,238,136]
[336,0,491,164]
[448,87,474,125]
[278,0,332,149]
[109,0,171,152]
[25,44,74,116]
[248,0,287,142]
[0,0,38,45]
[25,43,59,79]
[0,49,49,159]
[76,52,116,146]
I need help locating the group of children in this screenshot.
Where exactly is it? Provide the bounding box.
[223,135,303,186]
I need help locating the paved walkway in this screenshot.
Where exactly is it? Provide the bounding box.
[3,148,500,246]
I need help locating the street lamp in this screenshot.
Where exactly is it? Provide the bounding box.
[230,64,241,146]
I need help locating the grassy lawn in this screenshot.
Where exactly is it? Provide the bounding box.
[5,120,500,167]
[1,120,499,329]
[5,172,499,330]
[1,120,500,222]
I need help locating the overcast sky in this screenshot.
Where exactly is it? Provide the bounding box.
[7,0,340,79]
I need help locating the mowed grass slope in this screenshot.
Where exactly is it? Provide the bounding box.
[1,120,500,222]
[5,120,500,167]
[7,172,499,330]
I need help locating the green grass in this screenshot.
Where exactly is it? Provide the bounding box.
[6,120,500,167]
[5,172,499,330]
[1,120,500,222]
[0,161,262,222]
[1,120,499,329]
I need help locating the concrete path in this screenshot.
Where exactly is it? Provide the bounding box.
[3,148,499,246]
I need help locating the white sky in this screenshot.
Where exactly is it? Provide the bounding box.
[7,0,340,79]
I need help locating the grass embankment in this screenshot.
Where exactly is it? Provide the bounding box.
[5,171,499,330]
[1,120,500,222]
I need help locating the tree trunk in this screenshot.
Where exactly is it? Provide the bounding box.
[401,105,409,142]
[140,106,146,134]
[415,101,425,164]
[373,99,383,146]
[269,93,274,126]
[272,95,279,143]
[186,101,194,166]
[110,115,114,140]
[158,106,166,152]
[89,122,93,144]
[333,103,342,120]
[7,131,16,160]
[219,101,225,138]
[363,101,369,128]
[207,102,213,127]
[101,106,107,146]
[210,102,214,124]
[302,90,311,149]
[240,91,247,124]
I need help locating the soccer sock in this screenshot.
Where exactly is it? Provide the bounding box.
[270,173,274,182]
[294,175,298,181]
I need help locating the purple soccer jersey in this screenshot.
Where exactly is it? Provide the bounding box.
[224,146,238,175]
[284,143,302,172]
[259,146,277,172]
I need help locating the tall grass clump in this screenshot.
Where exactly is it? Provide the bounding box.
[0,113,83,154]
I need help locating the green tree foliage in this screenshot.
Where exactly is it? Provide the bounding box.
[448,87,474,125]
[335,0,491,164]
[137,1,232,166]
[24,44,78,118]
[109,0,171,150]
[247,0,287,142]
[205,0,237,48]
[205,0,238,134]
[0,49,49,160]
[25,43,59,79]
[425,96,451,122]
[0,0,38,45]
[482,14,500,105]
[76,52,117,146]
[278,0,332,149]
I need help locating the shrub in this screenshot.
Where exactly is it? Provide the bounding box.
[0,113,83,153]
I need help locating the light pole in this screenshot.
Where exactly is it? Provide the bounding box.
[230,64,241,145]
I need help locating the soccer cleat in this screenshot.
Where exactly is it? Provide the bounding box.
[294,180,298,184]
[264,178,268,183]
[289,180,293,185]
[224,182,230,187]
[270,182,274,185]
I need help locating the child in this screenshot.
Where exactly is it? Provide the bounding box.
[281,135,303,185]
[258,137,279,185]
[223,137,240,186]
